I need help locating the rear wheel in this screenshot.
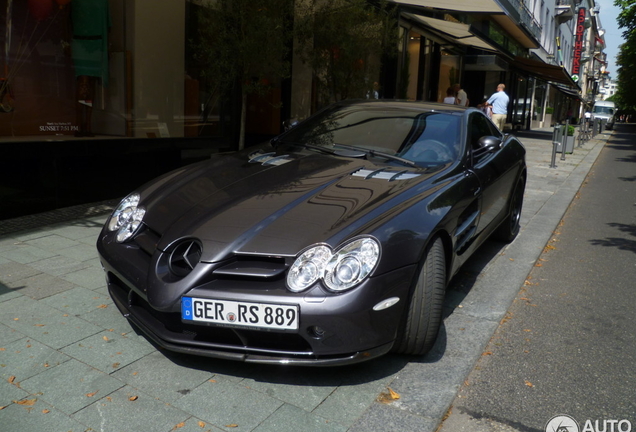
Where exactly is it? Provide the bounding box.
[392,237,446,356]
[494,176,525,242]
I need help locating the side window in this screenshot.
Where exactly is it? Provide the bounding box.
[468,113,497,151]
[484,116,502,138]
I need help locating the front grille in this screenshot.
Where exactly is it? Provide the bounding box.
[212,256,287,280]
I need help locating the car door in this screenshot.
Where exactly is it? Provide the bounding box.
[466,112,513,235]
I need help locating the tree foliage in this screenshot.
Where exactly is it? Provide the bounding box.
[614,0,636,110]
[295,0,397,106]
[192,0,397,148]
[193,0,294,149]
[616,0,636,34]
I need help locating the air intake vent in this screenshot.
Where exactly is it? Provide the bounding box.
[351,168,420,181]
[248,151,293,166]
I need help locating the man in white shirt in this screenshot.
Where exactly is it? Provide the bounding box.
[486,83,510,130]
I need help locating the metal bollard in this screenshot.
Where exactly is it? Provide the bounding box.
[550,124,561,168]
[560,120,568,161]
[578,118,589,147]
[593,118,601,136]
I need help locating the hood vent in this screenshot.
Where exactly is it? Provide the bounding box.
[351,168,420,181]
[248,151,293,166]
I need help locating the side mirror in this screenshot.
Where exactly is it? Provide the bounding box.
[478,136,502,152]
[283,118,299,131]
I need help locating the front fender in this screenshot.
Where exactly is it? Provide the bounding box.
[369,171,478,276]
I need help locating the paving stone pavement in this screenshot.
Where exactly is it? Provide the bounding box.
[0,128,609,432]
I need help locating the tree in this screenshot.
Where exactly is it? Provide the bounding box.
[614,0,636,110]
[193,0,294,150]
[295,0,397,107]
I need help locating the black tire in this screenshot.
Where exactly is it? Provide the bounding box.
[494,176,525,243]
[392,237,446,356]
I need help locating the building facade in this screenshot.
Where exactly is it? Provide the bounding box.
[600,79,618,99]
[0,0,607,218]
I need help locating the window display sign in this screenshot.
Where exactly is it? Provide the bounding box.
[0,1,232,142]
[2,0,81,137]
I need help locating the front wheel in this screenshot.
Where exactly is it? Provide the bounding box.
[494,176,525,243]
[392,237,446,356]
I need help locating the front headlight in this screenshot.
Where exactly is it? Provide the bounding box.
[324,238,380,291]
[286,237,380,293]
[287,245,331,292]
[107,193,146,243]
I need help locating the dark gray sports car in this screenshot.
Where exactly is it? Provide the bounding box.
[97,100,526,366]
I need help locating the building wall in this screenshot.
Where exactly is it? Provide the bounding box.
[128,0,186,138]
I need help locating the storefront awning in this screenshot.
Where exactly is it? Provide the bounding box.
[553,84,582,100]
[408,14,499,52]
[512,56,580,88]
[390,0,540,49]
[391,0,504,14]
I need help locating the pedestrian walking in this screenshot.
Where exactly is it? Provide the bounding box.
[486,83,509,130]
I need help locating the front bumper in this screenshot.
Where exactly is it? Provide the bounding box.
[100,243,416,366]
[109,279,393,365]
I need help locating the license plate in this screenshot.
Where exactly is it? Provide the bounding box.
[181,297,299,330]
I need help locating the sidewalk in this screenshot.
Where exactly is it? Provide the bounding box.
[0,128,609,432]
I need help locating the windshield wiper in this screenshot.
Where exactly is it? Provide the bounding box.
[275,140,417,167]
[301,143,340,155]
[277,141,374,159]
[274,140,339,155]
[333,143,417,167]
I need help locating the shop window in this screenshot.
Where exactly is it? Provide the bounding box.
[438,51,459,103]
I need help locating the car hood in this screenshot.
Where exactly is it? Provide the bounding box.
[140,146,436,262]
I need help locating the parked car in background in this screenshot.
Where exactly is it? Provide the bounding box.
[97,100,527,366]
[592,100,616,130]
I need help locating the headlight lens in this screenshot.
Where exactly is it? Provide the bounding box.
[324,238,380,291]
[287,245,331,292]
[287,237,380,293]
[107,193,146,243]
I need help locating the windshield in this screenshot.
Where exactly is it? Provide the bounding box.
[593,106,614,115]
[280,104,462,165]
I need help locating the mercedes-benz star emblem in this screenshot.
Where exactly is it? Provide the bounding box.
[168,240,202,277]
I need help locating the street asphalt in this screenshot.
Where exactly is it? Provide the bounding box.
[438,123,636,432]
[0,125,609,432]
